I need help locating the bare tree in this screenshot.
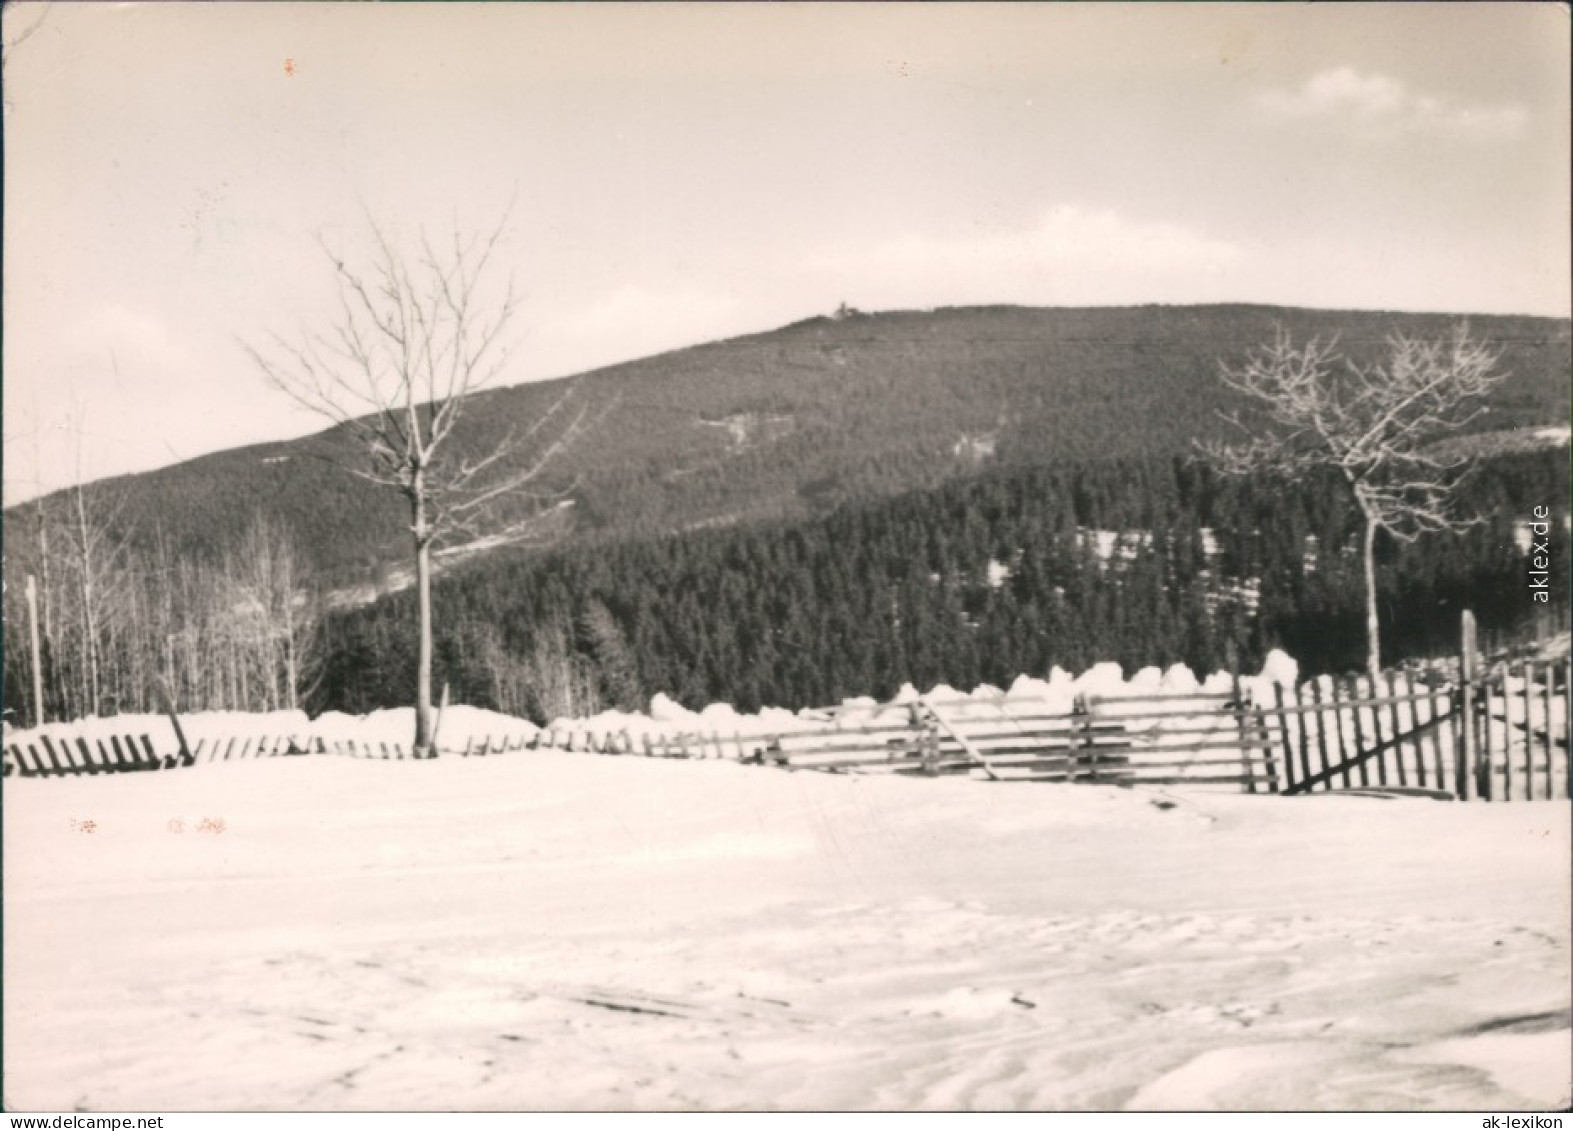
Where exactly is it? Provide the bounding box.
[28,491,57,718]
[232,513,321,713]
[244,213,594,753]
[1205,324,1505,680]
[64,477,133,718]
[523,616,603,724]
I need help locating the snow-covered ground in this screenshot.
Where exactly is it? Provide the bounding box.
[5,739,1569,1111]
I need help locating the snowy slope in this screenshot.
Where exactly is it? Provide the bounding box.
[5,744,1569,1111]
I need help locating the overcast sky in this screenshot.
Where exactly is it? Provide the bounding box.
[3,2,1569,504]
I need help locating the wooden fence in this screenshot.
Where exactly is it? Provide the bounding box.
[1471,658,1571,801]
[3,732,193,776]
[1268,658,1569,801]
[6,649,1567,802]
[741,688,1278,792]
[1,731,544,777]
[721,658,1568,803]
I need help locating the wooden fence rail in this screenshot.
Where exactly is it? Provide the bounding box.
[7,630,1566,802]
[3,732,191,777]
[734,692,1279,791]
[2,731,544,777]
[1273,658,1570,802]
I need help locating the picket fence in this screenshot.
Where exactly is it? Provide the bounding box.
[6,657,1568,803]
[0,731,541,775]
[1268,658,1570,802]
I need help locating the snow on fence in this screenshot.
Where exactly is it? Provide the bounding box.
[1,730,548,776]
[1267,657,1571,802]
[4,732,192,776]
[6,656,1567,801]
[526,658,1570,800]
[1478,658,1573,802]
[741,688,1279,791]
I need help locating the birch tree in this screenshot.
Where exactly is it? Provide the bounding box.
[233,513,320,712]
[64,480,132,717]
[245,214,593,754]
[1206,324,1504,680]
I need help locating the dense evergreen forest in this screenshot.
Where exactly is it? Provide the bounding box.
[7,305,1567,592]
[4,304,1567,727]
[315,450,1571,722]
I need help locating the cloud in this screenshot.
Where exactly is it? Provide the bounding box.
[1257,67,1527,141]
[812,206,1244,309]
[1261,67,1406,118]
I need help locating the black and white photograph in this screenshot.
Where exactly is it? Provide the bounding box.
[2,1,1569,1115]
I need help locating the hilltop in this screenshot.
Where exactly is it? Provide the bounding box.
[10,304,1567,594]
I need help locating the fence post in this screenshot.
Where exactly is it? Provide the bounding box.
[1072,693,1093,782]
[139,735,164,770]
[1330,677,1355,787]
[1539,660,1554,803]
[1231,673,1256,794]
[1272,683,1297,792]
[1518,659,1535,804]
[918,710,942,775]
[154,675,195,767]
[1308,679,1334,789]
[1458,610,1477,801]
[1347,676,1370,788]
[1426,666,1448,793]
[1564,656,1572,801]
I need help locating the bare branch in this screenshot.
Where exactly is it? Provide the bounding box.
[1202,322,1508,676]
[245,209,601,750]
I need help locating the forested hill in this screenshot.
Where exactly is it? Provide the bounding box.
[320,448,1572,719]
[11,304,1570,591]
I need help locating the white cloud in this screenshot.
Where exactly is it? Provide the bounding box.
[813,206,1244,309]
[1261,67,1406,118]
[1258,67,1527,141]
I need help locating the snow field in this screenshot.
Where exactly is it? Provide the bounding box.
[5,742,1570,1111]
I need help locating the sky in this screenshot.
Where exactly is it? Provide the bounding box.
[3,2,1569,504]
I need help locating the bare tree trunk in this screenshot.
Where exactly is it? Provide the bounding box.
[412,479,435,755]
[33,497,55,716]
[123,576,146,713]
[252,527,282,712]
[1361,505,1381,683]
[130,622,143,712]
[281,581,299,713]
[283,633,298,712]
[225,610,239,711]
[182,562,203,710]
[73,485,102,717]
[238,630,252,710]
[26,575,44,727]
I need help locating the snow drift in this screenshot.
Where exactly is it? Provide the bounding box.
[5,743,1568,1111]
